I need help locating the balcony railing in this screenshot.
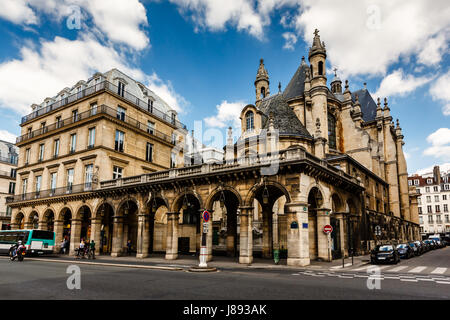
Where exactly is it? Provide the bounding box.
[17,105,174,145]
[6,183,97,203]
[0,156,18,165]
[21,80,186,130]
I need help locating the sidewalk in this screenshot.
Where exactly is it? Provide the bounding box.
[23,252,371,272]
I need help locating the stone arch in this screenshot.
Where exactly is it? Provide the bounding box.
[171,191,204,213]
[116,197,140,216]
[56,205,74,221]
[27,211,40,229]
[42,208,56,231]
[13,212,25,229]
[304,181,328,208]
[331,193,345,213]
[205,185,242,211]
[93,200,116,219]
[74,203,94,220]
[244,180,291,207]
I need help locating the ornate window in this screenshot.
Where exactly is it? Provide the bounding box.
[246,111,254,131]
[328,113,337,150]
[318,61,324,75]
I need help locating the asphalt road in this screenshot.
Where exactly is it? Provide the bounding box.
[0,247,449,300]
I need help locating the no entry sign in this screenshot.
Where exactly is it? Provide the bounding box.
[323,225,333,234]
[202,210,210,222]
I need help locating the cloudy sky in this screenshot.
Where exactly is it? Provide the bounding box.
[0,0,448,174]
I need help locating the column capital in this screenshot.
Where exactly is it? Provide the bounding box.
[70,218,82,223]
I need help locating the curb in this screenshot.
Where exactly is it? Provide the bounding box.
[6,257,184,271]
[188,267,218,272]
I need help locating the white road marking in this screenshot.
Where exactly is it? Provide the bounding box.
[386,266,408,272]
[400,279,418,282]
[330,263,353,269]
[430,267,447,274]
[436,281,450,285]
[408,266,427,273]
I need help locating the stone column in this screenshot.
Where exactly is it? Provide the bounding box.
[165,212,180,260]
[316,208,332,261]
[239,207,253,264]
[205,209,214,262]
[24,222,33,229]
[69,219,82,255]
[262,206,273,258]
[137,212,150,259]
[111,216,124,257]
[53,220,64,253]
[38,221,47,230]
[335,213,347,258]
[90,217,102,256]
[285,203,310,266]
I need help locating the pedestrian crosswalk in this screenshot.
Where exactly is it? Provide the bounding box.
[342,265,449,275]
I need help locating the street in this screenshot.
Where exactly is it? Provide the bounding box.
[0,247,449,300]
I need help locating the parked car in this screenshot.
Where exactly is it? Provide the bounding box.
[371,244,400,264]
[397,243,415,259]
[421,240,430,252]
[409,242,421,256]
[423,239,436,250]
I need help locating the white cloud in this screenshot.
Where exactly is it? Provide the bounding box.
[282,32,297,50]
[417,31,449,66]
[374,69,432,98]
[429,70,450,116]
[0,0,150,50]
[0,35,145,115]
[0,0,37,25]
[423,128,450,159]
[0,34,186,116]
[204,100,246,129]
[292,0,450,77]
[0,130,17,144]
[416,163,450,175]
[144,73,187,113]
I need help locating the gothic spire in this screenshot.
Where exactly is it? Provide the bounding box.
[308,29,327,59]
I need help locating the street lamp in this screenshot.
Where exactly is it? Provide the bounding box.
[262,182,269,205]
[219,187,226,209]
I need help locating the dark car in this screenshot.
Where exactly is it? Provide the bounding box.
[371,244,400,264]
[408,242,421,256]
[421,240,430,252]
[423,239,436,250]
[397,243,414,259]
[413,241,425,255]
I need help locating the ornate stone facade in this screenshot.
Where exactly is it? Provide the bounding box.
[8,30,420,266]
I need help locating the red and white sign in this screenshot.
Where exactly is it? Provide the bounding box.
[323,225,333,234]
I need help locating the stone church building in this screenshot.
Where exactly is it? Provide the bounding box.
[8,30,420,266]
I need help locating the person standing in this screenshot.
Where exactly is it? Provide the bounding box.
[127,240,132,256]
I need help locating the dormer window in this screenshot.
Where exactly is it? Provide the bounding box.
[246,111,254,131]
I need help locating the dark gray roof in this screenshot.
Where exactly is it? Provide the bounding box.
[259,93,312,138]
[351,89,377,122]
[283,63,308,100]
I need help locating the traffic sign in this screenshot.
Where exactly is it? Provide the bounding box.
[202,210,210,222]
[323,225,333,234]
[202,222,209,233]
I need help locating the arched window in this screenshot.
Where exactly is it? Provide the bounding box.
[246,111,254,131]
[260,87,265,99]
[318,61,324,76]
[328,113,336,150]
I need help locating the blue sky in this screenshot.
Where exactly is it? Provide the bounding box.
[0,0,448,174]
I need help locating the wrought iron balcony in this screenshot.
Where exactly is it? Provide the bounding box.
[6,183,97,203]
[20,80,187,130]
[17,105,175,145]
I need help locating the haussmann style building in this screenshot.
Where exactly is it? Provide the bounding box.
[8,30,420,266]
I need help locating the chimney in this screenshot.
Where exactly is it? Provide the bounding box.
[433,166,441,185]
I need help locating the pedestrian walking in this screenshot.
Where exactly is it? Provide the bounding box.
[90,240,96,259]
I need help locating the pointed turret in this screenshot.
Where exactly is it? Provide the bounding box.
[308,29,327,60]
[331,68,342,94]
[383,97,392,120]
[255,58,270,107]
[376,97,383,118]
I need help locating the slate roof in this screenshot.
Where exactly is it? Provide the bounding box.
[259,93,312,138]
[351,89,378,122]
[283,63,309,100]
